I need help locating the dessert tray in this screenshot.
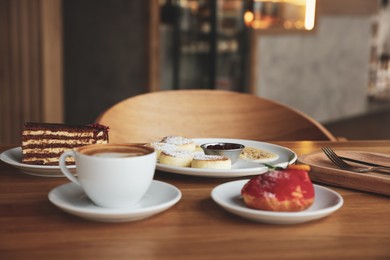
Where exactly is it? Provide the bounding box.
[0,147,75,177]
[211,180,343,225]
[299,150,390,196]
[156,138,297,178]
[48,180,181,222]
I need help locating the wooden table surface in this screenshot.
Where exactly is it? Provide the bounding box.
[1,141,389,259]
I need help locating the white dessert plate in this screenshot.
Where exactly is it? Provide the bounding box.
[48,180,181,223]
[156,138,297,178]
[211,180,343,225]
[0,147,75,177]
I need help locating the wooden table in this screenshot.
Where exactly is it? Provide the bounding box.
[1,141,389,259]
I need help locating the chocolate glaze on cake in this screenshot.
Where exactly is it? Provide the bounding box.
[22,122,109,165]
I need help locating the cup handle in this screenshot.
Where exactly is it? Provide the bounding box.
[59,150,81,185]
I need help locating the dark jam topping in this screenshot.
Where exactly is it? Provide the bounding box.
[205,143,244,150]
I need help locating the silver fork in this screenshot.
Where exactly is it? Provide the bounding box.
[321,147,390,174]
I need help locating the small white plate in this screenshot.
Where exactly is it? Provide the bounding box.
[48,180,182,222]
[156,138,297,178]
[0,147,76,177]
[211,180,343,225]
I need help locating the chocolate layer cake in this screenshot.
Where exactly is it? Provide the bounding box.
[22,122,109,165]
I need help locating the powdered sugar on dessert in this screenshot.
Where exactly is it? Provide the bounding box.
[193,154,229,161]
[150,142,178,153]
[191,154,231,169]
[152,136,234,169]
[161,136,194,145]
[161,150,194,158]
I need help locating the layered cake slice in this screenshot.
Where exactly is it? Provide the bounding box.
[22,122,109,165]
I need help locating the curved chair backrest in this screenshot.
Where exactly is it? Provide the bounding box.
[96,90,336,143]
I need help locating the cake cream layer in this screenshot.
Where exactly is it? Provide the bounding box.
[22,140,108,165]
[24,156,74,163]
[22,138,107,147]
[23,157,74,164]
[22,130,105,138]
[21,122,109,165]
[22,147,87,155]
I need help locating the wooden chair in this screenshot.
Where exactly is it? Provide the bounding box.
[96,90,336,143]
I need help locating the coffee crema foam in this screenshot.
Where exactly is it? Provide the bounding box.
[79,144,154,158]
[94,152,145,158]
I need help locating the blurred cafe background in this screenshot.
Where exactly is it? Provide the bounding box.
[0,0,390,145]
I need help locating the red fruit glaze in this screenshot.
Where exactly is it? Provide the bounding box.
[241,168,315,212]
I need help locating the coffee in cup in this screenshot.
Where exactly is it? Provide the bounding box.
[79,144,150,157]
[59,143,156,208]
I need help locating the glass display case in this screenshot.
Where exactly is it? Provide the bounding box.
[159,0,251,92]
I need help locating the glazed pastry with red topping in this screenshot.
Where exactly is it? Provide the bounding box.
[241,165,314,212]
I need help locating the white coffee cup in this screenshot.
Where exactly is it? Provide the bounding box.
[59,143,156,208]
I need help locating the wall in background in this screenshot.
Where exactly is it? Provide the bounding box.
[256,16,372,123]
[64,0,381,125]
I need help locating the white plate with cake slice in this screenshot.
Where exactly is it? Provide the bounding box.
[0,147,75,177]
[156,138,297,178]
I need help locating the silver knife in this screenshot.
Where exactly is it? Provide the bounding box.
[339,156,390,168]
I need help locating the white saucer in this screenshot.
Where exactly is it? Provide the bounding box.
[0,147,75,177]
[211,180,343,225]
[157,138,297,178]
[48,180,181,222]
